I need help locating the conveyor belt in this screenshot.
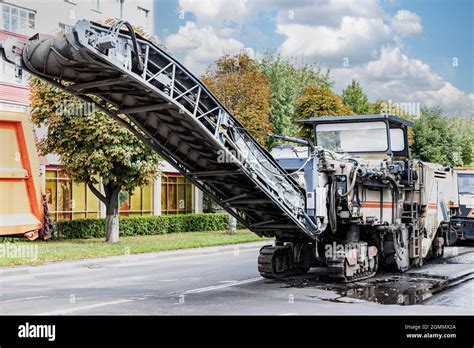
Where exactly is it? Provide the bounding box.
[1,20,319,240]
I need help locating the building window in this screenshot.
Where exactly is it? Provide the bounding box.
[0,58,27,85]
[137,6,149,28]
[118,183,154,216]
[45,169,100,221]
[28,12,34,29]
[46,169,155,220]
[1,4,35,35]
[161,174,194,214]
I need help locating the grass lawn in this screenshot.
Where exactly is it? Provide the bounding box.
[0,229,270,267]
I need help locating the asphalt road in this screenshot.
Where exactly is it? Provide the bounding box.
[0,241,473,315]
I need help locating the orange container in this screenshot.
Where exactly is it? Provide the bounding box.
[0,111,43,239]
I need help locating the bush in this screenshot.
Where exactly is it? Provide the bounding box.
[54,213,230,239]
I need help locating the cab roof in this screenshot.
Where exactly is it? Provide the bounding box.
[298,114,414,128]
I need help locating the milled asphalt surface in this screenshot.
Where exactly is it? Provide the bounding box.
[0,241,473,315]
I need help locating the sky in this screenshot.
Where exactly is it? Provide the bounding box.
[152,0,474,116]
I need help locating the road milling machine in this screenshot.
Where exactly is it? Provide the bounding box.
[451,169,474,241]
[0,20,459,281]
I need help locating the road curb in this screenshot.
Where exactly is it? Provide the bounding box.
[0,240,270,278]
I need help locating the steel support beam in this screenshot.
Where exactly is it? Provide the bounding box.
[189,169,242,178]
[119,103,172,114]
[70,76,129,91]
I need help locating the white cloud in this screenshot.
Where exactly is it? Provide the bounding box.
[277,16,394,65]
[179,0,257,26]
[165,21,254,75]
[178,0,386,28]
[275,0,386,27]
[168,0,471,115]
[391,10,423,37]
[273,2,470,115]
[331,47,473,115]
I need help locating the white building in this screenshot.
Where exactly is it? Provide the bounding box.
[0,0,203,220]
[2,0,154,35]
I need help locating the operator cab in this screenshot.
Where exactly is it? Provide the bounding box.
[299,114,413,160]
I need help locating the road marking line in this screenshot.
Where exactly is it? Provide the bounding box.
[2,295,50,303]
[113,276,147,281]
[38,299,133,315]
[157,279,179,282]
[184,277,262,294]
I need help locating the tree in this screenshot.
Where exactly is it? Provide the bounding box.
[411,107,470,166]
[342,79,370,114]
[296,86,353,119]
[370,99,386,114]
[370,98,413,119]
[295,87,353,138]
[202,53,272,145]
[202,53,272,233]
[450,116,474,165]
[259,51,332,142]
[228,210,237,235]
[202,194,222,213]
[369,98,416,144]
[30,79,160,243]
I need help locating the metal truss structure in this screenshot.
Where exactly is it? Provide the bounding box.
[1,20,319,239]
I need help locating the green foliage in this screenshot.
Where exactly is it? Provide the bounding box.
[202,53,272,145]
[369,98,415,144]
[30,77,160,193]
[54,214,231,239]
[29,17,161,242]
[295,86,353,138]
[450,116,474,165]
[259,51,332,141]
[295,86,353,119]
[369,99,386,114]
[412,108,473,166]
[342,79,370,114]
[202,194,224,213]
